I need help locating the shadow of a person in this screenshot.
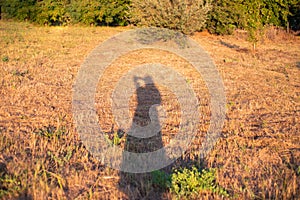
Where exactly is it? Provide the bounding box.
[118,75,166,200]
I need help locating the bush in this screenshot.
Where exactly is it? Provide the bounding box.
[35,0,69,26]
[206,0,244,35]
[66,0,130,26]
[100,0,131,26]
[288,1,300,31]
[207,0,299,35]
[66,0,105,26]
[0,0,130,26]
[130,0,212,35]
[0,0,37,21]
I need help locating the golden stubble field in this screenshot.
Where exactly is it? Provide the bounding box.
[0,21,299,199]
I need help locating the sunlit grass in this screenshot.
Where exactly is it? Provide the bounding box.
[0,21,299,199]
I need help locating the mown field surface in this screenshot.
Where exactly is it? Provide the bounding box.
[0,21,300,199]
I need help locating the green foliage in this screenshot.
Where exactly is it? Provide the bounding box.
[2,56,9,62]
[35,0,69,26]
[151,170,171,188]
[11,69,29,77]
[65,0,103,25]
[101,0,131,26]
[0,0,130,26]
[47,146,74,167]
[1,0,298,33]
[0,174,22,198]
[0,0,37,21]
[297,165,300,175]
[288,1,300,31]
[0,161,24,199]
[66,0,130,26]
[151,167,229,199]
[243,0,265,50]
[104,131,124,146]
[130,0,212,35]
[35,125,66,139]
[207,0,298,35]
[170,167,229,198]
[206,0,242,35]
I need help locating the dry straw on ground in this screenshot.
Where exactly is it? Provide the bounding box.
[0,21,299,199]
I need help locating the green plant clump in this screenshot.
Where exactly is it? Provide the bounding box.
[151,167,229,199]
[2,56,9,62]
[151,170,172,189]
[35,125,66,139]
[170,167,229,198]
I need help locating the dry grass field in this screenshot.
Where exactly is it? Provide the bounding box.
[0,21,300,199]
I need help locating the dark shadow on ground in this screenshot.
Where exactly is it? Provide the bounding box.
[220,40,240,49]
[219,40,250,53]
[118,75,166,200]
[117,75,208,199]
[0,161,33,199]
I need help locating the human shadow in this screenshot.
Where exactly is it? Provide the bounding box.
[118,75,166,200]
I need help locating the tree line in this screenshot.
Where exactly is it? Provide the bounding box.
[0,0,299,35]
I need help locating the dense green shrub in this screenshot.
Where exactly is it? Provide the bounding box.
[288,1,300,31]
[66,0,130,26]
[207,0,299,35]
[100,0,131,26]
[35,0,69,26]
[66,0,105,25]
[0,0,37,21]
[0,0,130,26]
[206,0,243,35]
[130,0,212,34]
